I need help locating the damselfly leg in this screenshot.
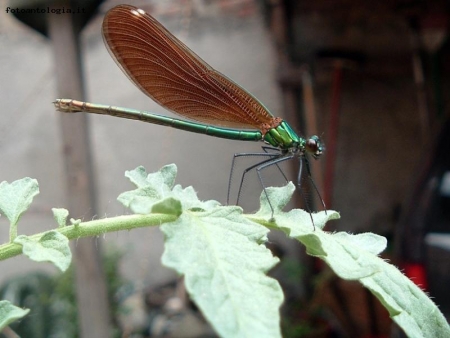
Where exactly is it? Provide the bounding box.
[227,148,326,226]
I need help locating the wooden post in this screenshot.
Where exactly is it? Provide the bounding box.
[48,4,111,337]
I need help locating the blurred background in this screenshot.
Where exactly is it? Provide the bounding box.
[0,0,449,337]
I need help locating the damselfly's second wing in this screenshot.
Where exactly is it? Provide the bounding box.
[102,4,275,129]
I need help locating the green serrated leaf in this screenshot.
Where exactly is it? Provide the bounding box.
[256,187,449,337]
[300,230,382,279]
[172,185,220,211]
[360,261,449,337]
[119,186,165,214]
[124,166,153,187]
[14,231,72,272]
[118,165,177,213]
[119,164,219,214]
[151,197,182,216]
[0,178,39,237]
[255,182,295,217]
[52,208,69,228]
[0,300,29,331]
[161,207,283,338]
[126,164,177,188]
[333,232,387,255]
[247,186,335,262]
[254,182,331,230]
[248,183,450,337]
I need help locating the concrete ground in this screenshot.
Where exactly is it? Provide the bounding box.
[0,0,283,288]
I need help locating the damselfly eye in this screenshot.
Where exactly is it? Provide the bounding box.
[306,139,318,152]
[306,136,323,158]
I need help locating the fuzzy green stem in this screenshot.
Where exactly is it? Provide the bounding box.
[0,213,178,261]
[9,223,17,243]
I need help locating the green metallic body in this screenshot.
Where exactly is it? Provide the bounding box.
[264,121,303,150]
[55,99,304,150]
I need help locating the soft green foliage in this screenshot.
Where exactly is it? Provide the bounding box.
[52,208,69,228]
[250,182,450,338]
[161,209,282,338]
[361,263,447,337]
[14,231,71,271]
[119,166,283,338]
[0,178,39,241]
[0,301,30,330]
[118,164,219,214]
[0,249,125,338]
[0,165,449,338]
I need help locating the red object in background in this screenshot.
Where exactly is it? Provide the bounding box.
[403,262,428,290]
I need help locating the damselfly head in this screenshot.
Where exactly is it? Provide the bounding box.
[305,135,324,159]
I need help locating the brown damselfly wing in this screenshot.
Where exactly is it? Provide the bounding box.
[102,4,275,129]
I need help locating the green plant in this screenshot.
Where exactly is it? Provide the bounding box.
[0,247,125,338]
[0,164,449,338]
